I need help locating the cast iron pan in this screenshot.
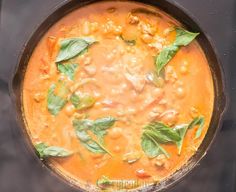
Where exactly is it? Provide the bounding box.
[9,0,227,191]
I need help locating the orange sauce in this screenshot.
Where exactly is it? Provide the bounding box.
[23,1,214,190]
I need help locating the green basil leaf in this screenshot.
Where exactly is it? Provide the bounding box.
[73,119,94,131]
[82,140,107,154]
[57,63,78,80]
[174,28,199,47]
[173,124,188,155]
[155,45,179,75]
[35,142,72,159]
[141,133,170,158]
[144,122,181,142]
[188,116,205,139]
[73,117,116,155]
[47,82,68,115]
[141,135,160,158]
[56,37,96,62]
[92,116,116,143]
[70,93,95,110]
[70,93,80,107]
[97,176,113,189]
[143,129,173,143]
[155,28,199,75]
[96,176,140,190]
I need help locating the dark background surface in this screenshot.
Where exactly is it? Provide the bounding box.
[0,0,236,191]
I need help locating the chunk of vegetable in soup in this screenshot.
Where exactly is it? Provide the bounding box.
[23,1,214,190]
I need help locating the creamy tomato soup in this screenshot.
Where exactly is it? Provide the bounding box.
[23,1,214,190]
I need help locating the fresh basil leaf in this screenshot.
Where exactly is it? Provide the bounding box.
[97,176,140,190]
[155,45,179,75]
[70,93,95,110]
[188,116,205,139]
[73,119,94,131]
[173,124,188,155]
[94,117,116,129]
[70,93,80,107]
[143,129,173,144]
[141,133,170,158]
[73,117,116,155]
[174,28,199,47]
[57,63,78,80]
[120,35,136,46]
[92,116,116,143]
[47,82,68,115]
[97,176,113,189]
[144,122,181,142]
[35,142,72,159]
[155,28,199,75]
[56,37,96,62]
[82,140,107,154]
[141,135,160,158]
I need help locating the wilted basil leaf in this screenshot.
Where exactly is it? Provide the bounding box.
[57,63,78,80]
[173,124,188,155]
[73,117,116,155]
[155,45,179,75]
[70,93,95,110]
[141,133,170,158]
[155,28,199,75]
[174,28,199,47]
[56,37,96,62]
[35,142,72,159]
[188,116,205,139]
[143,122,181,143]
[47,81,68,115]
[97,176,113,189]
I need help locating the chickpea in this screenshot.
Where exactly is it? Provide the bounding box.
[176,87,185,99]
[189,107,199,118]
[33,93,45,102]
[154,154,170,169]
[153,88,164,98]
[159,99,167,105]
[109,127,123,139]
[65,104,75,117]
[141,33,153,44]
[83,57,92,65]
[90,22,99,32]
[106,53,115,61]
[165,65,177,83]
[113,146,121,153]
[152,106,165,114]
[160,110,178,126]
[84,65,97,76]
[183,60,189,66]
[128,14,139,25]
[117,111,125,117]
[114,26,122,35]
[140,23,156,36]
[82,21,91,35]
[123,151,141,164]
[148,111,160,121]
[180,65,188,75]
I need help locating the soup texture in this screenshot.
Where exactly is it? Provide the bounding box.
[23,1,214,190]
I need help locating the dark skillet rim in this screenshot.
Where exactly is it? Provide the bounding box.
[8,0,228,191]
